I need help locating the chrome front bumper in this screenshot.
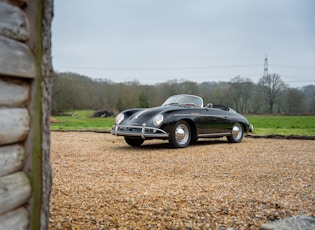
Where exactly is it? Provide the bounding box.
[111,125,169,139]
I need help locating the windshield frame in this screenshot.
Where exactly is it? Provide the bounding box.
[162,94,203,108]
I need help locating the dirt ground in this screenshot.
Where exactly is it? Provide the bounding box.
[49,132,315,229]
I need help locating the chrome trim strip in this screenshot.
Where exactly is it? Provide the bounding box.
[198,132,231,138]
[173,114,235,119]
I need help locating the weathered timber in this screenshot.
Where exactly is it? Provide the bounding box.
[0,171,31,215]
[0,144,25,177]
[4,0,28,8]
[0,35,35,78]
[0,108,29,145]
[0,0,30,41]
[0,78,29,106]
[0,0,53,228]
[0,207,28,230]
[23,0,54,229]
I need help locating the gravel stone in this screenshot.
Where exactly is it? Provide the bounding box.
[49,132,315,229]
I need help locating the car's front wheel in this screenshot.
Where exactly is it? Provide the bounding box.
[124,137,144,146]
[227,122,244,143]
[169,120,191,148]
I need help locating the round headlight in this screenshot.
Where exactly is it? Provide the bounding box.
[115,113,124,125]
[153,114,164,127]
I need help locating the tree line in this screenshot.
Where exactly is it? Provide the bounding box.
[51,72,315,115]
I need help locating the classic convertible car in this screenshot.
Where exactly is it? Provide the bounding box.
[112,94,253,148]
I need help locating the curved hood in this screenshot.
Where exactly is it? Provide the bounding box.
[123,105,181,126]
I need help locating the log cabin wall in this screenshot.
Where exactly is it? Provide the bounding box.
[0,0,53,229]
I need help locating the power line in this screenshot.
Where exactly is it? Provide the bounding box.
[283,80,315,83]
[55,64,315,71]
[54,64,262,70]
[272,64,315,70]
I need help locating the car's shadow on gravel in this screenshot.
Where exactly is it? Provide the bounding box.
[114,138,228,150]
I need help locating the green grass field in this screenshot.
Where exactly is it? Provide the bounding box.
[50,110,315,136]
[50,110,115,132]
[247,115,315,136]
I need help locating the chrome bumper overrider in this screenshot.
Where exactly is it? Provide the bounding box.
[249,124,254,132]
[111,125,169,139]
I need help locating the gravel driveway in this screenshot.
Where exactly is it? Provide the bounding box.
[49,132,314,229]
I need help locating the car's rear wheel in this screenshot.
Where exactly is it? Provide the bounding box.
[227,122,244,143]
[124,137,144,146]
[169,120,191,148]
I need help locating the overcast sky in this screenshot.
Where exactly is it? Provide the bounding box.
[52,0,315,87]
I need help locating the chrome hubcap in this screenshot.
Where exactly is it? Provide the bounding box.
[232,123,242,140]
[175,124,189,144]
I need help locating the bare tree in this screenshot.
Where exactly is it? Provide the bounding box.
[310,91,315,113]
[229,76,254,113]
[258,73,287,113]
[301,85,315,113]
[279,88,307,114]
[250,84,267,114]
[51,71,315,115]
[210,83,231,105]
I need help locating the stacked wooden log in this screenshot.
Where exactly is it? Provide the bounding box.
[0,1,33,228]
[0,0,53,229]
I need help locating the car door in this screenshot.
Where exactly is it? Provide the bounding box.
[195,108,233,135]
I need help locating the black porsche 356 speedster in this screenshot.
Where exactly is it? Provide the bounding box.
[111,94,253,148]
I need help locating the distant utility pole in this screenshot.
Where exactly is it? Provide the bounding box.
[264,55,268,77]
